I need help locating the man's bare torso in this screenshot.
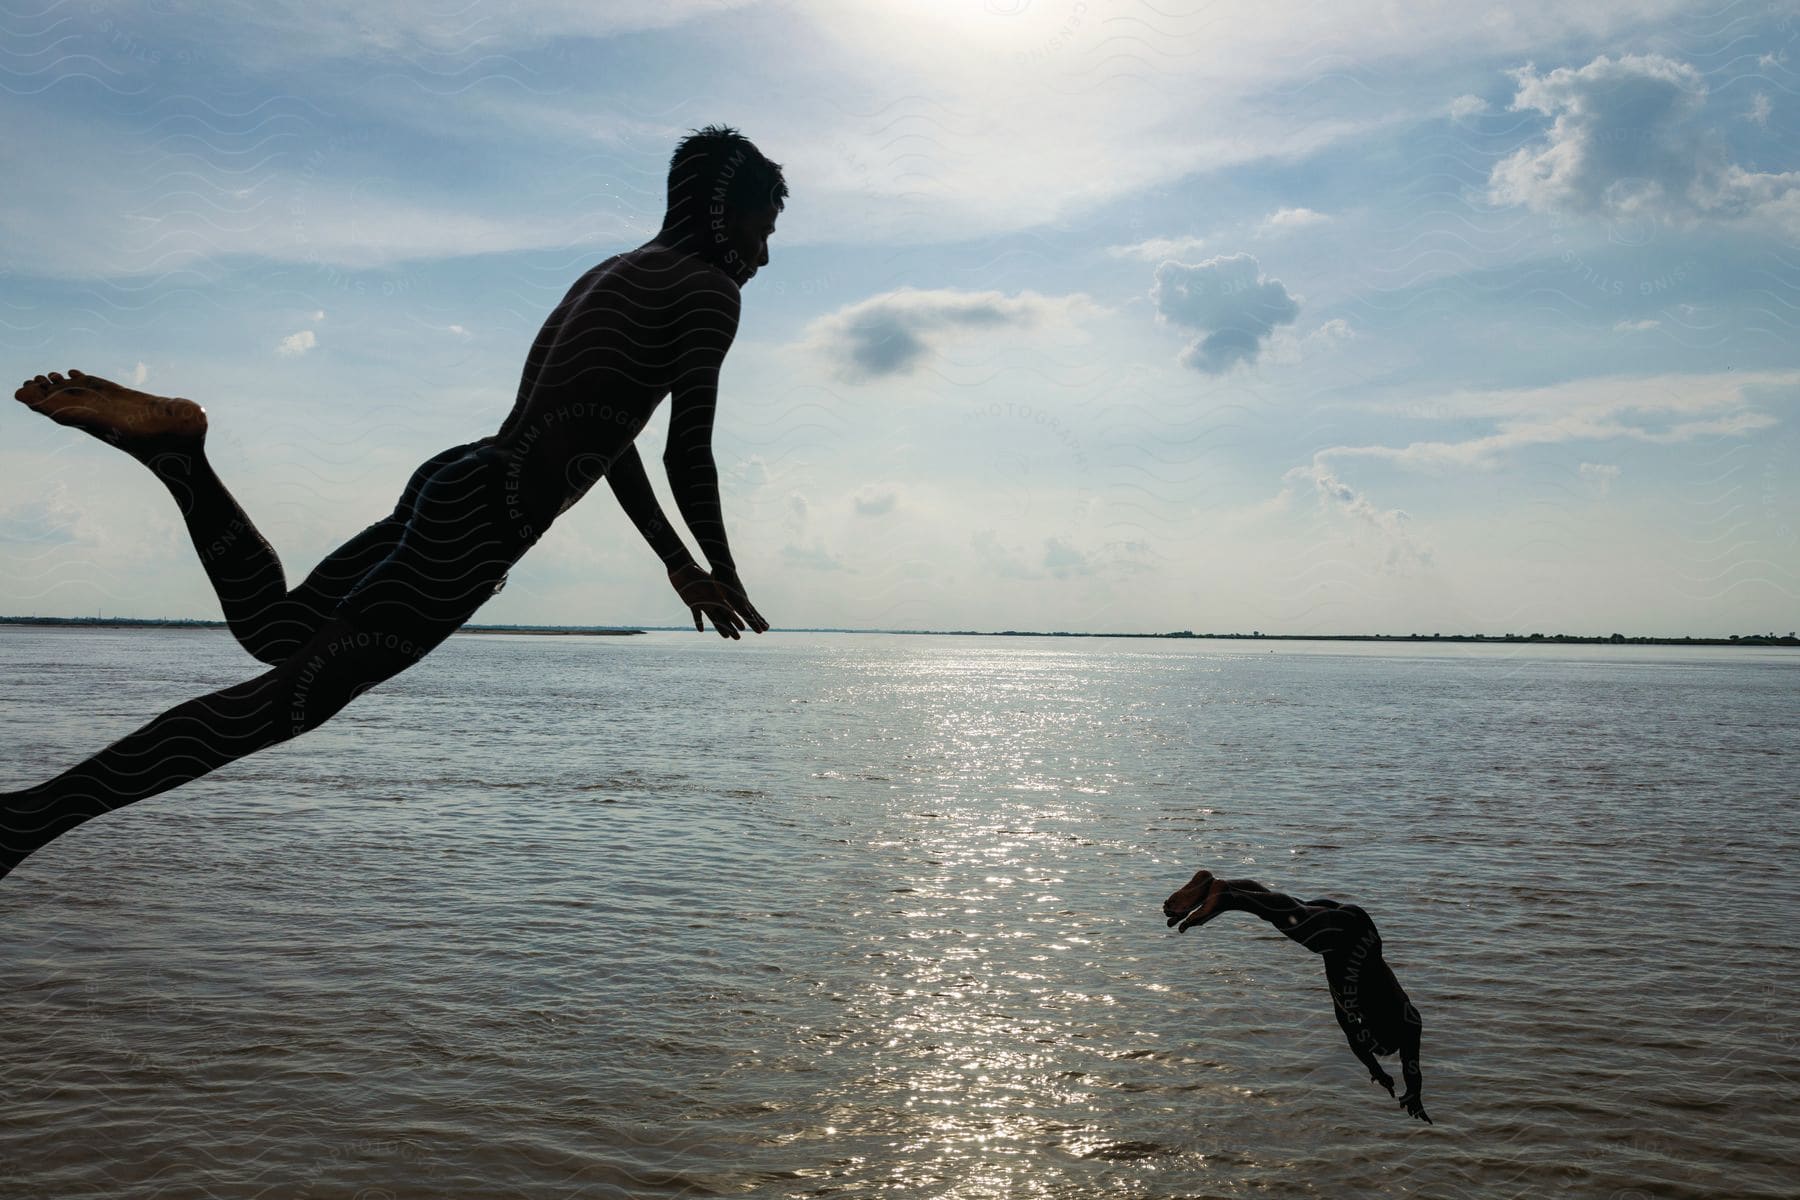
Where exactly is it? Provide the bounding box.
[491,243,741,528]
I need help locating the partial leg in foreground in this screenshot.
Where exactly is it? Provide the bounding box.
[0,443,529,881]
[14,370,479,664]
[1163,869,1358,950]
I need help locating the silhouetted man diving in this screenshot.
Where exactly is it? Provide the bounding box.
[1163,868,1433,1123]
[3,125,784,880]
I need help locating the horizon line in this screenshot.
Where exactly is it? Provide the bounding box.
[0,615,1794,647]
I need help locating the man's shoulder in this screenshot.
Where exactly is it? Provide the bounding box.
[559,246,739,332]
[612,244,741,299]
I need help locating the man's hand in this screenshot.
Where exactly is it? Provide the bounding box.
[1371,1068,1396,1096]
[1398,1089,1433,1124]
[668,563,766,639]
[711,566,769,634]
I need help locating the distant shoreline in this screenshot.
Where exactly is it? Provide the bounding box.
[2,616,1793,647]
[0,616,644,637]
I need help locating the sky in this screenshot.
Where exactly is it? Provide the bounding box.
[2,0,1797,636]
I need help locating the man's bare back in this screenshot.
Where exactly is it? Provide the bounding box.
[496,245,744,533]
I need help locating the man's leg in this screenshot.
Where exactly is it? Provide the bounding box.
[1176,876,1360,955]
[13,370,475,665]
[0,440,530,881]
[0,612,447,879]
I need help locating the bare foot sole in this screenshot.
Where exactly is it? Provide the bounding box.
[14,369,206,457]
[1176,877,1228,932]
[1164,868,1218,929]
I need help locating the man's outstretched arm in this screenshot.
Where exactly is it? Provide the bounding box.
[664,374,767,637]
[663,367,737,575]
[606,445,696,570]
[1334,1006,1394,1092]
[663,287,768,637]
[1397,1004,1431,1123]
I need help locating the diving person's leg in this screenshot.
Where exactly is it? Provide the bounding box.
[0,442,532,881]
[0,611,450,880]
[238,440,493,663]
[15,370,300,658]
[14,370,485,666]
[1168,872,1360,954]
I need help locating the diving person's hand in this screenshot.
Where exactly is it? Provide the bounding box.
[710,566,769,634]
[1399,1089,1432,1124]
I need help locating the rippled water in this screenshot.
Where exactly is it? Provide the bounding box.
[2,627,1796,1198]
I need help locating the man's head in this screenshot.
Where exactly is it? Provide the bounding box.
[660,125,787,284]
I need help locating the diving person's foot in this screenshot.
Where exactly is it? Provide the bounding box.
[15,370,207,462]
[1164,868,1225,930]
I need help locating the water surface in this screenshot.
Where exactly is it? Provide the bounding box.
[2,628,1795,1197]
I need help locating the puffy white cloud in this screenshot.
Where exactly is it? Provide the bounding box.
[1613,318,1659,332]
[1449,94,1487,119]
[1307,318,1355,347]
[1488,54,1800,232]
[802,288,1094,380]
[131,362,148,386]
[276,329,318,357]
[1150,253,1300,374]
[1258,206,1331,233]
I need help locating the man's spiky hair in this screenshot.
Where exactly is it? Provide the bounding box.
[662,124,788,240]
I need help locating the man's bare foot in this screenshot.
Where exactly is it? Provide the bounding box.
[14,370,206,461]
[1164,868,1223,929]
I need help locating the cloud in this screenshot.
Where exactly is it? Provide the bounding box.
[0,486,90,546]
[1286,462,1432,571]
[971,530,1039,580]
[783,542,849,572]
[1324,370,1794,470]
[731,456,769,491]
[1150,253,1300,374]
[803,288,1093,380]
[1307,318,1356,347]
[1488,54,1800,234]
[1579,462,1621,495]
[0,106,634,277]
[1746,93,1773,127]
[1043,537,1091,579]
[853,487,897,517]
[131,362,148,386]
[1106,235,1208,261]
[1263,318,1356,366]
[767,0,1680,249]
[1258,207,1331,233]
[1449,94,1487,119]
[786,492,810,534]
[276,330,318,357]
[1613,318,1660,332]
[195,0,757,60]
